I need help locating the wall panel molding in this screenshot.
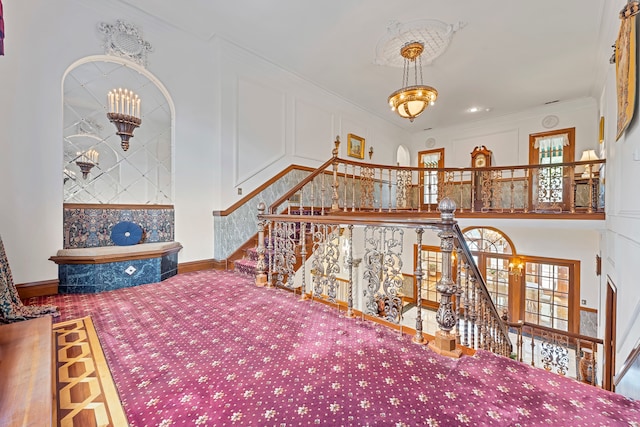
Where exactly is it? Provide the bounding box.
[235,77,287,186]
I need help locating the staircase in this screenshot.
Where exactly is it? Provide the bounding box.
[234,245,270,276]
[233,208,321,277]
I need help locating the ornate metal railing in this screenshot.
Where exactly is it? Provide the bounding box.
[256,198,513,358]
[269,138,605,217]
[509,321,603,386]
[452,222,512,355]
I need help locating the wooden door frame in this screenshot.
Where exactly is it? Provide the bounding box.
[528,127,575,211]
[517,255,580,333]
[603,277,617,391]
[418,148,445,208]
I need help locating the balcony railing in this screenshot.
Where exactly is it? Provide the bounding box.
[269,139,605,217]
[509,320,603,386]
[256,199,513,359]
[249,138,604,385]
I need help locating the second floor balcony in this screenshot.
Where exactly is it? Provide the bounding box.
[270,140,605,220]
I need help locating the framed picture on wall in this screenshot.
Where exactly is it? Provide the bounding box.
[347,133,365,159]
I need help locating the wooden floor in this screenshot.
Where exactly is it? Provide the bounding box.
[53,317,128,427]
[0,316,53,427]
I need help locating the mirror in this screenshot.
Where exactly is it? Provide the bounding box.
[63,58,172,204]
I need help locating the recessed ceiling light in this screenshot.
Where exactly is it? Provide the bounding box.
[466,106,491,113]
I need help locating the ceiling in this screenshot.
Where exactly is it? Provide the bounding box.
[118,0,609,132]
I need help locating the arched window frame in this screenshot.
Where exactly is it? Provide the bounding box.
[461,226,580,333]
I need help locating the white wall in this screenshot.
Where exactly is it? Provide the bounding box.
[409,97,598,168]
[0,0,407,284]
[395,100,603,311]
[599,0,640,378]
[217,39,408,208]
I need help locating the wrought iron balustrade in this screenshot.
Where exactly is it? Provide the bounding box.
[268,138,605,216]
[256,198,513,358]
[509,320,603,386]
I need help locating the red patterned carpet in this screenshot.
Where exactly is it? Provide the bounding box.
[31,270,640,426]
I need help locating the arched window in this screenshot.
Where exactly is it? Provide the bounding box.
[462,227,514,316]
[462,226,580,333]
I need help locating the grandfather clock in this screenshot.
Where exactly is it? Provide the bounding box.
[471,146,492,210]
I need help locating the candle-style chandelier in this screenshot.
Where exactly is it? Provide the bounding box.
[75,149,99,179]
[388,41,438,122]
[107,88,141,151]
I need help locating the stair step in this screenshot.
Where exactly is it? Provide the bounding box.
[234,258,258,275]
[246,247,273,262]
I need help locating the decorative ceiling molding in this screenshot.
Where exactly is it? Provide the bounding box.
[98,20,153,67]
[375,19,464,67]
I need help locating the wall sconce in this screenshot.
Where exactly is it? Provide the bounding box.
[107,88,142,151]
[75,149,99,179]
[369,147,374,159]
[509,259,524,278]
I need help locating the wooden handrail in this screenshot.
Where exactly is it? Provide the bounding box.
[334,157,604,173]
[212,164,316,217]
[268,157,337,214]
[614,339,640,387]
[508,319,603,344]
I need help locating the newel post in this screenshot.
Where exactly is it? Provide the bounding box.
[331,136,340,212]
[429,197,463,358]
[255,202,268,287]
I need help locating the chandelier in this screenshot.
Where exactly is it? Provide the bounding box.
[107,88,142,151]
[388,42,437,122]
[75,149,99,179]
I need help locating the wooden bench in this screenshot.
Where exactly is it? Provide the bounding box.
[0,316,53,426]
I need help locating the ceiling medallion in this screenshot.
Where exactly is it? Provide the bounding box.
[388,42,437,122]
[98,20,153,67]
[375,19,463,67]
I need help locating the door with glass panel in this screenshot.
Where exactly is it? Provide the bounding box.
[413,245,442,309]
[523,260,573,332]
[483,256,510,316]
[418,149,444,208]
[462,227,516,319]
[529,128,575,212]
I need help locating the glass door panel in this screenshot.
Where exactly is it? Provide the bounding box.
[418,248,442,304]
[485,256,509,314]
[418,149,444,207]
[523,261,570,331]
[529,128,575,212]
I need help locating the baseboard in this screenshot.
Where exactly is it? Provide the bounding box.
[16,279,59,299]
[178,258,228,273]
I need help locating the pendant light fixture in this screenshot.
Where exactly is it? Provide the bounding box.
[388,41,437,122]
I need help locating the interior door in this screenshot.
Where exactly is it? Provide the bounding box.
[604,278,617,391]
[418,148,444,208]
[529,128,575,212]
